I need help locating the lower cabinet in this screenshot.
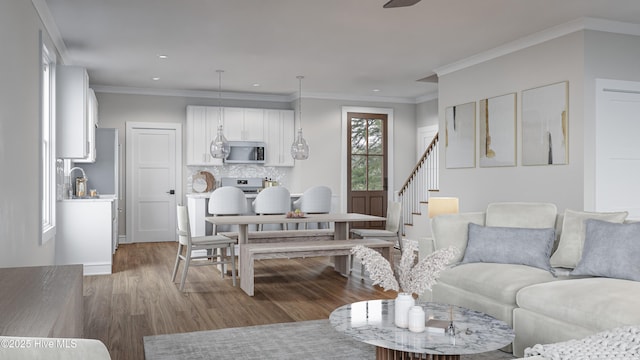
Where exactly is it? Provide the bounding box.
[56,199,114,275]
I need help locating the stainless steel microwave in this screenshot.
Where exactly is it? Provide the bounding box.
[225,141,266,164]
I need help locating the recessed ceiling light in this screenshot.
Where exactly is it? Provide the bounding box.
[252,83,261,87]
[152,77,160,81]
[158,55,168,59]
[372,89,381,92]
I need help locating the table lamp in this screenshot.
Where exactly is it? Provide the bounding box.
[427,197,459,218]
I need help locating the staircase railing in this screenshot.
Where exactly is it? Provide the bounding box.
[398,133,439,226]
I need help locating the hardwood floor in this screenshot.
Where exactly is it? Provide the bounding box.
[84,242,396,360]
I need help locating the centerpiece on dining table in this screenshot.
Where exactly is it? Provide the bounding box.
[350,241,457,329]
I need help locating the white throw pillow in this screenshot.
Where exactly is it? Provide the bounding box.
[550,209,628,269]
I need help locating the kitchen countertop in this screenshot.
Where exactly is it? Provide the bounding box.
[187,192,302,199]
[60,194,117,202]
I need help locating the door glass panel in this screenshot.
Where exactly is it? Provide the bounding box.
[368,155,383,190]
[351,118,367,154]
[368,119,383,155]
[351,155,367,190]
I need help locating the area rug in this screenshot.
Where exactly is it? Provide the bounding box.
[144,320,515,360]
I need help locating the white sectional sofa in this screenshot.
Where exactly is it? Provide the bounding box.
[421,202,640,357]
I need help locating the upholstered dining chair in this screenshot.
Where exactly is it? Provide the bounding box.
[252,186,291,231]
[208,186,248,234]
[292,185,332,229]
[172,205,237,291]
[350,201,403,273]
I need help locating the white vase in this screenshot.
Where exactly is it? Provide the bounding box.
[408,306,426,333]
[394,292,415,328]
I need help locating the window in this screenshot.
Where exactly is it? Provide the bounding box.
[41,33,56,244]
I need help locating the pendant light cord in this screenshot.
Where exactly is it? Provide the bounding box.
[217,69,224,126]
[297,75,304,130]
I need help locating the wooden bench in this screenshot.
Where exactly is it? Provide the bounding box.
[239,238,393,296]
[219,229,335,244]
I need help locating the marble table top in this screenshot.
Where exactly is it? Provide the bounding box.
[329,300,515,356]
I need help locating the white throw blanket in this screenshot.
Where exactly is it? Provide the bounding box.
[524,326,640,359]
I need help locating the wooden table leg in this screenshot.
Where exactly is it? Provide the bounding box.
[332,221,349,274]
[376,347,460,360]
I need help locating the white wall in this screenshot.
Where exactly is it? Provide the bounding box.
[438,31,585,213]
[416,98,438,128]
[0,1,57,267]
[582,30,640,211]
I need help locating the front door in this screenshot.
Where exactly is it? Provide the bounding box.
[347,112,388,229]
[126,123,181,243]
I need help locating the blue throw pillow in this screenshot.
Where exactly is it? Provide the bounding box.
[462,223,555,272]
[571,219,640,281]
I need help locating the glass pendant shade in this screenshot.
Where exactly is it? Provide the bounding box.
[210,125,230,159]
[291,128,310,160]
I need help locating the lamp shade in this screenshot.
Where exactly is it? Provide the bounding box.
[427,197,459,218]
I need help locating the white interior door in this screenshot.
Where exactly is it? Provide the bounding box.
[126,122,182,243]
[595,79,640,219]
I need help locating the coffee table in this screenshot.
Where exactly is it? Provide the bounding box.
[329,300,515,360]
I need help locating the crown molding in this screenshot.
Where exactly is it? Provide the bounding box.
[301,91,417,104]
[435,17,640,77]
[415,91,438,103]
[92,85,293,103]
[32,0,69,64]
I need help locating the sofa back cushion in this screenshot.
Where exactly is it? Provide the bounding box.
[550,209,628,269]
[486,202,557,228]
[432,212,485,264]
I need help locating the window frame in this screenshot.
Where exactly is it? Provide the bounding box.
[41,32,57,245]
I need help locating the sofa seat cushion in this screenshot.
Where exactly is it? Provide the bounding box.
[438,263,556,306]
[517,278,640,330]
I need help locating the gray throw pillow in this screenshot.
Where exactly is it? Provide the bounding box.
[571,220,640,281]
[461,223,555,272]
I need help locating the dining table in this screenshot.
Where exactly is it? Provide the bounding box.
[204,212,386,275]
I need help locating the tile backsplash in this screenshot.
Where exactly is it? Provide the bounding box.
[186,165,291,192]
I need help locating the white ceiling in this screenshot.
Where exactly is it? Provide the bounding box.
[42,0,640,102]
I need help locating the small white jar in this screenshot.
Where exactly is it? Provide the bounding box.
[408,306,426,333]
[394,293,415,328]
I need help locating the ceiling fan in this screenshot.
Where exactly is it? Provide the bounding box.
[383,0,421,8]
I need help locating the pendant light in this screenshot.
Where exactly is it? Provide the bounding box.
[210,70,230,159]
[291,75,310,160]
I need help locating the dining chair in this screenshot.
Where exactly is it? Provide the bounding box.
[172,205,237,291]
[252,186,291,230]
[350,200,403,274]
[293,185,332,229]
[208,186,248,234]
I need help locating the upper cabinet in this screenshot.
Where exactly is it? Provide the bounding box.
[186,106,223,166]
[74,88,98,163]
[264,109,295,167]
[224,107,264,141]
[186,106,294,167]
[57,65,96,161]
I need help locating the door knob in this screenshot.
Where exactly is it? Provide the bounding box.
[167,190,175,195]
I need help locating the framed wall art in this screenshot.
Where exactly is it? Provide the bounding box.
[445,102,475,169]
[479,93,516,167]
[521,81,568,165]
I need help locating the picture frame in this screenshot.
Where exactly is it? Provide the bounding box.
[521,81,569,165]
[479,93,516,167]
[445,102,476,169]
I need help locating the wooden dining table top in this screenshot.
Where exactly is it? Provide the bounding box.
[204,212,385,225]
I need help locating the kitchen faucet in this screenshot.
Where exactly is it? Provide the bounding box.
[68,167,88,198]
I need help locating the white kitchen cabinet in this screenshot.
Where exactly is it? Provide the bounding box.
[74,88,98,163]
[56,198,114,275]
[223,107,264,141]
[264,109,295,166]
[186,105,223,166]
[57,65,95,161]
